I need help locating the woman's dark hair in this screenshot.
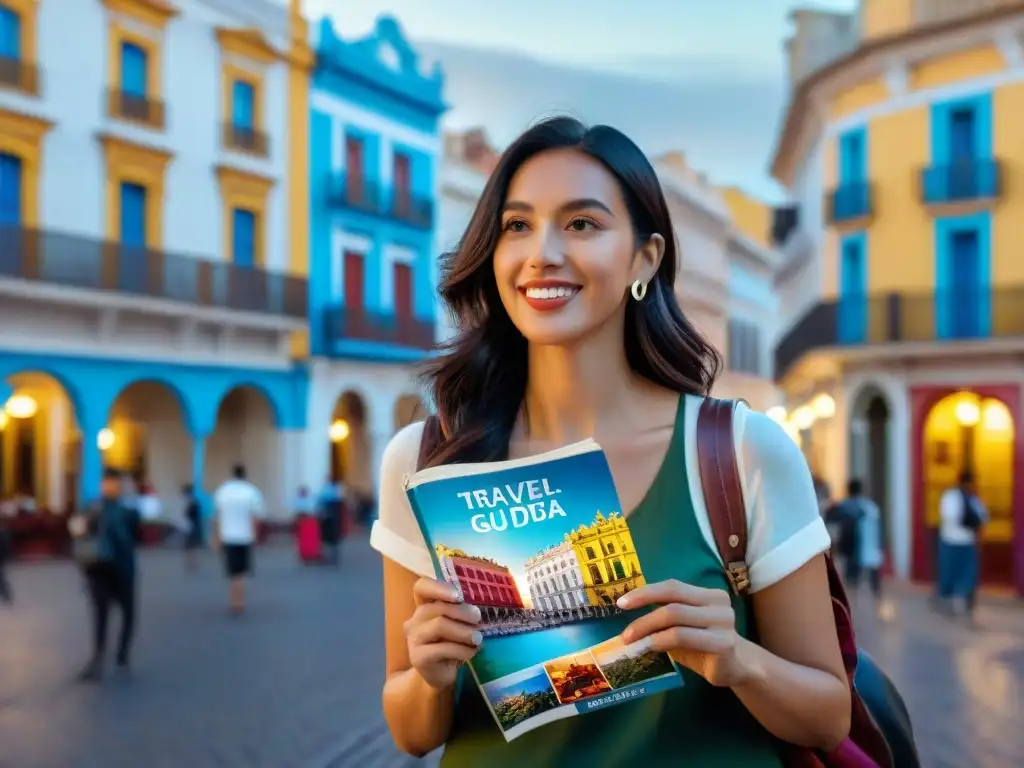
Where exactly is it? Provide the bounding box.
[423,116,721,466]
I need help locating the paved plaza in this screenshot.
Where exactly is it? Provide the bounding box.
[0,537,1022,767]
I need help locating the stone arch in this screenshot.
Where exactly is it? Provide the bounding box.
[208,380,286,431]
[106,376,196,438]
[847,381,893,564]
[328,390,372,501]
[1,370,82,512]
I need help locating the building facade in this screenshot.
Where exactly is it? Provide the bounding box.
[524,539,587,612]
[568,512,645,606]
[0,0,311,517]
[303,15,443,504]
[436,544,524,611]
[770,0,1024,593]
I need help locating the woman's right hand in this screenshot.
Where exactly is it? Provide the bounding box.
[405,577,483,690]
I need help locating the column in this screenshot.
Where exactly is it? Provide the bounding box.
[192,434,209,517]
[280,429,307,517]
[47,396,68,511]
[79,425,102,507]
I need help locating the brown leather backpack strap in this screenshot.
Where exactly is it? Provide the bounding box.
[416,415,442,471]
[696,398,751,595]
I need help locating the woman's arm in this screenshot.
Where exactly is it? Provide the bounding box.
[382,558,456,756]
[732,555,850,750]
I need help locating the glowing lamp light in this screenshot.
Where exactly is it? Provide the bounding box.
[811,393,836,420]
[955,398,980,427]
[782,422,802,447]
[766,406,787,424]
[97,428,115,451]
[0,411,7,431]
[329,418,350,443]
[4,394,38,419]
[982,401,1012,432]
[792,405,815,431]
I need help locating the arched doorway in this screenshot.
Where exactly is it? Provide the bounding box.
[849,386,892,564]
[921,391,1016,584]
[205,386,279,513]
[1,372,80,513]
[106,380,191,512]
[393,393,428,431]
[329,391,372,503]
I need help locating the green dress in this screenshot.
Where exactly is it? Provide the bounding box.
[440,396,785,767]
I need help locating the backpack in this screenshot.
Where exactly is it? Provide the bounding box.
[696,398,919,768]
[960,490,983,531]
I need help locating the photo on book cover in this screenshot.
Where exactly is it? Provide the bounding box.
[405,439,684,740]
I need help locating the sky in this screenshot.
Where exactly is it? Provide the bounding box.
[410,450,623,602]
[302,0,858,201]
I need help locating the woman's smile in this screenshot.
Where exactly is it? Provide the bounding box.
[518,279,582,312]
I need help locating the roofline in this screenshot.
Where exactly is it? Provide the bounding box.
[769,3,1024,185]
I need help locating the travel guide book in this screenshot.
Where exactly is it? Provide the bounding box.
[404,439,684,741]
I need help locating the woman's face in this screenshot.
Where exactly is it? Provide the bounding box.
[492,149,661,346]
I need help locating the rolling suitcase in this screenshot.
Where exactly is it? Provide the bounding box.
[296,514,322,563]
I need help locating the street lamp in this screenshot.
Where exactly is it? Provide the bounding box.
[329,419,350,443]
[97,428,115,451]
[4,394,37,419]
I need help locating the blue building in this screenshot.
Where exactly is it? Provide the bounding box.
[302,16,446,494]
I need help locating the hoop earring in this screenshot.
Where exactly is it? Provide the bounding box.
[630,280,648,302]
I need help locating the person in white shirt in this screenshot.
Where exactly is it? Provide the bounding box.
[937,470,987,617]
[212,464,265,615]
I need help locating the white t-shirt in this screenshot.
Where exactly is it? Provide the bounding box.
[369,395,831,594]
[939,488,987,545]
[214,479,265,545]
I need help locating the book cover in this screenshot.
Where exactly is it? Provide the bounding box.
[404,438,684,741]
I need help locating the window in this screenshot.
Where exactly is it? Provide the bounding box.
[231,208,257,267]
[0,152,22,225]
[393,262,413,322]
[0,6,19,59]
[727,318,762,375]
[216,28,278,157]
[231,80,254,130]
[119,182,147,246]
[393,151,411,215]
[120,41,147,97]
[345,135,365,205]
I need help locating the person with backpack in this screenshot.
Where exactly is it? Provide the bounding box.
[368,118,909,766]
[937,470,987,618]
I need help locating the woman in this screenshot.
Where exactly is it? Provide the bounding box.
[371,117,849,764]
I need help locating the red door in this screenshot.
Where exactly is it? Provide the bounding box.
[345,137,364,205]
[394,262,413,344]
[393,153,411,216]
[344,251,365,337]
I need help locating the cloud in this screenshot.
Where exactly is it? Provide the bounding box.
[416,40,788,200]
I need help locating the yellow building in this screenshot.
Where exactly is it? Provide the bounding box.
[770,0,1024,594]
[567,512,645,606]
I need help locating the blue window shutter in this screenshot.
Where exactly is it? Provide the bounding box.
[120,182,147,246]
[121,42,148,96]
[232,208,256,267]
[839,238,866,344]
[0,153,22,225]
[232,81,255,129]
[0,8,20,59]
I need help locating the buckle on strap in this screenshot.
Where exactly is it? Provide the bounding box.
[726,561,750,595]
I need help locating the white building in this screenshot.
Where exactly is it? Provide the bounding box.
[0,0,309,518]
[524,540,587,612]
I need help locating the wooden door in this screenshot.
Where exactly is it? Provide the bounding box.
[345,137,364,204]
[393,153,411,216]
[394,263,412,321]
[344,251,365,308]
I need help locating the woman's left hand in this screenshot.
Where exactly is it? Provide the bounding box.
[618,579,751,688]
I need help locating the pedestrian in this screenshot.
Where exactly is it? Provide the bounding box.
[69,468,143,682]
[317,477,343,566]
[835,479,891,617]
[937,470,987,619]
[0,505,13,605]
[212,465,264,615]
[182,484,203,573]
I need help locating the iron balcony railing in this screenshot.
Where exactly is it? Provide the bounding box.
[325,174,434,228]
[920,159,1001,204]
[774,287,1024,380]
[107,88,166,130]
[0,226,308,319]
[222,123,270,157]
[0,55,40,96]
[826,182,872,223]
[388,193,433,229]
[322,304,435,351]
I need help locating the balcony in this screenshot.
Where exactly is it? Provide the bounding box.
[388,193,433,229]
[774,287,1024,380]
[322,304,435,353]
[107,88,165,130]
[0,226,307,319]
[222,123,270,157]
[0,56,40,96]
[920,159,1001,205]
[826,182,872,224]
[326,175,383,216]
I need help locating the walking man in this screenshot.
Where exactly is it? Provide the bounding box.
[70,468,142,682]
[937,470,987,619]
[212,465,264,615]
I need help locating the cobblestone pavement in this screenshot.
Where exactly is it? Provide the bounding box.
[1,538,1021,767]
